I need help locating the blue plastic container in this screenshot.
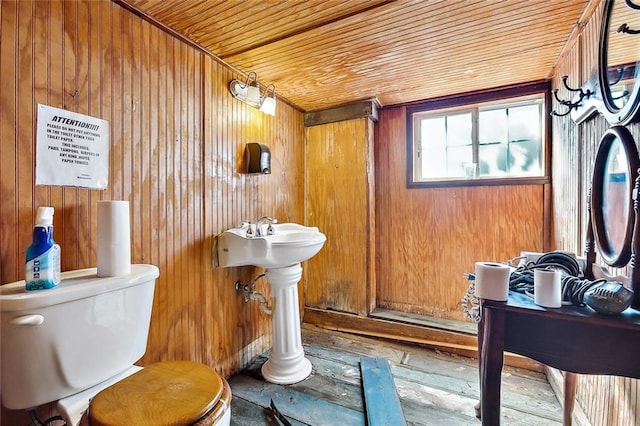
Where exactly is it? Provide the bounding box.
[25,207,61,291]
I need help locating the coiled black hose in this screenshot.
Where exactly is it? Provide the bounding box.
[509,251,604,306]
[561,276,608,306]
[525,251,581,276]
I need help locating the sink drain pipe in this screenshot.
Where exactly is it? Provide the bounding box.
[236,273,272,315]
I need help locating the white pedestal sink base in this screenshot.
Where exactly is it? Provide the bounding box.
[261,264,313,385]
[262,356,312,385]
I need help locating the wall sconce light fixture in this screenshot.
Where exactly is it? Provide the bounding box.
[260,84,276,116]
[229,72,276,115]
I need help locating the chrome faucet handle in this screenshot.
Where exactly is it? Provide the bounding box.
[245,222,254,238]
[265,218,277,235]
[266,222,276,235]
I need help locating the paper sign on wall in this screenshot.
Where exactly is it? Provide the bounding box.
[36,104,109,189]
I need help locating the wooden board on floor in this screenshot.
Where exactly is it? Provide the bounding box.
[360,357,407,426]
[229,325,563,425]
[229,374,365,425]
[230,396,306,426]
[302,338,562,422]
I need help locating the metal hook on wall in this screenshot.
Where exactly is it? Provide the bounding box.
[617,0,640,34]
[606,67,631,101]
[551,75,593,117]
[625,0,640,10]
[618,23,640,35]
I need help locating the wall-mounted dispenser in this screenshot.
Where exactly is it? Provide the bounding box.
[244,143,271,174]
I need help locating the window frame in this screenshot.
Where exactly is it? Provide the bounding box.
[406,81,552,188]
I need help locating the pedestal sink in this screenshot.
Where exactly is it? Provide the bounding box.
[214,222,326,384]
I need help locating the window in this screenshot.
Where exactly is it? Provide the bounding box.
[407,82,550,187]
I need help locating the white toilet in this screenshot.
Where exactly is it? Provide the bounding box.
[0,264,231,426]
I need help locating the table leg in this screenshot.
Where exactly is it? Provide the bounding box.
[475,306,485,419]
[480,307,505,425]
[563,372,578,425]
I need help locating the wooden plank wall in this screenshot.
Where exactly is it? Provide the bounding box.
[374,106,546,320]
[305,118,375,316]
[0,0,304,422]
[553,0,640,423]
[551,39,583,252]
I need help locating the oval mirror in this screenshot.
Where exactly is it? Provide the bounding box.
[598,0,640,125]
[591,126,640,267]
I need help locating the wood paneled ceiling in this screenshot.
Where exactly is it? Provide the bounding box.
[119,0,594,112]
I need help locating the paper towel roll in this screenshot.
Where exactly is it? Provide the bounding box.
[534,269,561,308]
[475,262,510,301]
[97,200,131,277]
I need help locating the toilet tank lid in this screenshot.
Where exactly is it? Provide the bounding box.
[0,264,159,312]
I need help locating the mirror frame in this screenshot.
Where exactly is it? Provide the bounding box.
[598,0,640,126]
[590,125,640,267]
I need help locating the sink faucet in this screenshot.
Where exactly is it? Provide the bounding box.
[256,216,277,236]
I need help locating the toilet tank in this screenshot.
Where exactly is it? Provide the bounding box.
[0,264,159,410]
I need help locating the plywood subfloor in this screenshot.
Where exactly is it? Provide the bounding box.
[229,324,562,425]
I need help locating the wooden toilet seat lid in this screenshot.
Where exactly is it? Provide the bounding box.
[89,361,224,426]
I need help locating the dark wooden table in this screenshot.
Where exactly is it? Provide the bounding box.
[478,291,640,425]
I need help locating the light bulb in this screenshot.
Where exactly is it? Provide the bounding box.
[260,96,276,116]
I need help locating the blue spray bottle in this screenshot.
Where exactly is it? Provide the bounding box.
[25,207,61,291]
